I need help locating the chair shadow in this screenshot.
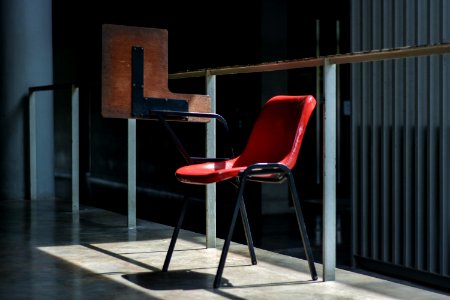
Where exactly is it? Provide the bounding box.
[122,270,232,290]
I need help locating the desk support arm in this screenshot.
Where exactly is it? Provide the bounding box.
[155,111,234,165]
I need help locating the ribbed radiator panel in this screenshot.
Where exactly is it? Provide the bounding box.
[351,0,449,286]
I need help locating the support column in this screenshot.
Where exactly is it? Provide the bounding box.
[71,86,80,214]
[128,119,137,228]
[0,0,54,200]
[323,59,337,281]
[205,72,216,248]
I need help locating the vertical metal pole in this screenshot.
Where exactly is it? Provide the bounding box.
[441,53,449,276]
[29,91,37,200]
[441,0,449,277]
[128,119,137,229]
[336,20,341,184]
[323,59,336,281]
[71,85,79,214]
[205,71,216,248]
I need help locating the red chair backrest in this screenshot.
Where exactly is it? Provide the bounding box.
[233,95,316,170]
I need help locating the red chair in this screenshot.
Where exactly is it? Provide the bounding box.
[163,95,318,288]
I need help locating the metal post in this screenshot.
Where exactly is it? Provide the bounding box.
[128,119,137,228]
[29,91,37,200]
[323,59,336,281]
[71,85,79,214]
[336,20,341,184]
[205,71,217,248]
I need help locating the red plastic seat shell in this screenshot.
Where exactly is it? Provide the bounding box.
[176,158,244,184]
[175,95,317,185]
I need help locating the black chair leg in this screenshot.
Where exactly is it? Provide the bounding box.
[229,180,257,265]
[239,200,257,265]
[162,196,190,272]
[213,179,247,288]
[287,172,318,281]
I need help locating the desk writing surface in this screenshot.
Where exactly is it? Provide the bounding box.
[101,24,210,122]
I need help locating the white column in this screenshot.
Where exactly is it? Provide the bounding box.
[206,72,217,248]
[323,59,337,281]
[71,86,80,214]
[29,91,38,200]
[128,119,137,228]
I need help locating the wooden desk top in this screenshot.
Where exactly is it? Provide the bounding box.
[101,24,210,122]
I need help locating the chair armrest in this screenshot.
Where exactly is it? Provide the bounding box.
[154,110,235,164]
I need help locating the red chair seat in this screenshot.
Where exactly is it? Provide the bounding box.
[175,158,243,184]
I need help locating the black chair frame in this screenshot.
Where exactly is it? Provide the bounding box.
[163,161,318,288]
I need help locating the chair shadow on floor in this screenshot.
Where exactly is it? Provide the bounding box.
[122,268,320,291]
[123,270,230,290]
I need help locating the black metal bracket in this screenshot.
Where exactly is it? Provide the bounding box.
[130,46,235,162]
[131,46,188,119]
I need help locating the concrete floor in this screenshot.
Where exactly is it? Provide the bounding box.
[0,199,448,300]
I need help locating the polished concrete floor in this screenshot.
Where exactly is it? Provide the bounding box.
[0,199,448,300]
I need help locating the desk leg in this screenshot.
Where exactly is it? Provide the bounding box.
[29,91,37,201]
[128,119,137,229]
[206,73,216,248]
[71,86,79,216]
